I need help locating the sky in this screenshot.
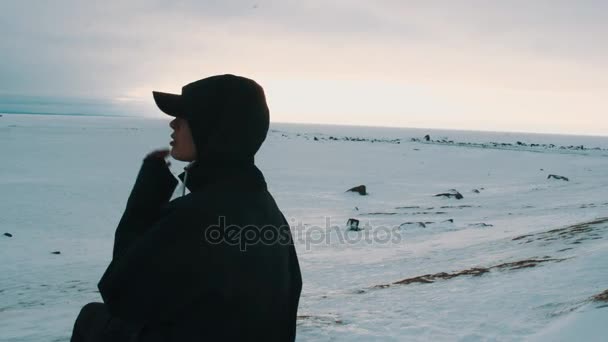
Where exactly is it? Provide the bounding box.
[1,0,607,135]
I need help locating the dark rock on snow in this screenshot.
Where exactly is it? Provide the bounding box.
[411,211,447,215]
[362,212,398,216]
[400,222,428,228]
[3,232,12,237]
[547,174,569,181]
[346,185,367,196]
[51,251,61,255]
[469,223,493,228]
[347,218,360,231]
[434,189,463,200]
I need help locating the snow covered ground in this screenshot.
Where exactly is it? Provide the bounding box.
[1,113,607,341]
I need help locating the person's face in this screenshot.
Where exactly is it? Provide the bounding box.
[169,117,197,161]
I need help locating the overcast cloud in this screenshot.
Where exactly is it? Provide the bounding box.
[1,0,606,134]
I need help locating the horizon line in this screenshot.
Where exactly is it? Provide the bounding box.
[2,111,607,138]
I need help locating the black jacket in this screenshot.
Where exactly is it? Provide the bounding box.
[98,75,302,341]
[98,157,302,341]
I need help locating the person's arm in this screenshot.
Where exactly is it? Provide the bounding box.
[112,154,178,260]
[98,206,222,325]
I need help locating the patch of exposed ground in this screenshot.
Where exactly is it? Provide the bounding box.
[297,315,344,325]
[592,289,608,303]
[512,217,608,246]
[370,257,567,290]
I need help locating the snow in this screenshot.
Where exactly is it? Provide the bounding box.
[529,304,608,342]
[1,114,607,341]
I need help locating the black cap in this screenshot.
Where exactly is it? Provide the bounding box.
[152,91,184,117]
[152,74,270,163]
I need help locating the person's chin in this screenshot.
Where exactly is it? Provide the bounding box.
[170,148,181,161]
[170,149,191,162]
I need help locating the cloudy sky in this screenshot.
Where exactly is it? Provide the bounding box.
[1,0,607,135]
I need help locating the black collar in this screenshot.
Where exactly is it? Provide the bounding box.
[177,159,267,193]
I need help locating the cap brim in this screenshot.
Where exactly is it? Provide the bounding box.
[152,91,185,117]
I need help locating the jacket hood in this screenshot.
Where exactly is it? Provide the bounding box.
[184,74,270,164]
[176,75,270,194]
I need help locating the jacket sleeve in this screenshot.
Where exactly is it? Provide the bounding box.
[112,157,178,260]
[98,207,221,325]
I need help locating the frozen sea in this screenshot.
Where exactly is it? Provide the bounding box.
[1,114,607,341]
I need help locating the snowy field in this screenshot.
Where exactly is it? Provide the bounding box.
[1,113,607,341]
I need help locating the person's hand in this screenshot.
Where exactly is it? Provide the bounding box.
[144,149,172,167]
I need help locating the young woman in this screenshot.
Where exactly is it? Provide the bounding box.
[71,74,302,341]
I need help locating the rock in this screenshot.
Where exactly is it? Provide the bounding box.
[51,251,61,255]
[354,206,359,211]
[469,223,493,228]
[313,136,318,141]
[423,134,430,142]
[362,212,398,216]
[400,222,427,228]
[411,211,447,215]
[346,185,367,196]
[548,174,569,181]
[346,218,360,231]
[4,232,12,237]
[472,189,480,193]
[440,205,472,209]
[434,189,463,200]
[442,219,454,223]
